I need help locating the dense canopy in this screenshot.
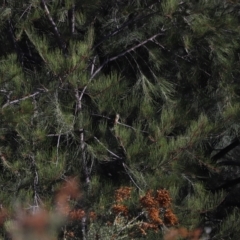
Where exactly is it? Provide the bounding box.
[1,0,240,239]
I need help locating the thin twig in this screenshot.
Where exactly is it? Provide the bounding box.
[69,4,75,35]
[93,10,160,50]
[115,212,144,238]
[19,4,32,20]
[74,89,81,115]
[74,89,90,185]
[56,132,61,165]
[122,163,143,191]
[110,33,165,62]
[47,133,68,137]
[94,136,122,160]
[81,216,87,240]
[91,56,97,75]
[90,113,146,133]
[30,155,40,213]
[2,90,47,109]
[41,0,67,55]
[79,32,165,102]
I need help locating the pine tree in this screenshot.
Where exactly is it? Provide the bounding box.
[1,0,240,239]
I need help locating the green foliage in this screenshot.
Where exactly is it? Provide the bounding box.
[1,0,240,239]
[215,208,240,240]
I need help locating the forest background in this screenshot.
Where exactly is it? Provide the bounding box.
[1,0,240,239]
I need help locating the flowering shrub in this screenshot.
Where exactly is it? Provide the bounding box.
[0,181,202,239]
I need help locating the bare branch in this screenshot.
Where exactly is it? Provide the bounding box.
[93,9,160,50]
[115,212,144,237]
[68,5,75,35]
[122,163,143,191]
[41,0,67,55]
[47,133,70,137]
[91,113,149,133]
[81,216,87,240]
[19,4,32,20]
[91,56,97,75]
[30,155,41,213]
[109,32,164,62]
[74,89,90,186]
[94,136,123,160]
[79,32,165,102]
[2,90,48,109]
[74,89,82,115]
[56,132,61,165]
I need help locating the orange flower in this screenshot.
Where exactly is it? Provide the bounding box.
[69,209,85,221]
[114,187,132,202]
[140,190,158,208]
[147,207,163,225]
[156,189,171,208]
[140,188,178,233]
[164,209,178,226]
[112,204,128,216]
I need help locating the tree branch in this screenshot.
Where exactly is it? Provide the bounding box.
[41,0,67,55]
[30,155,41,213]
[109,33,165,62]
[68,5,75,35]
[93,9,160,50]
[2,90,48,109]
[74,90,90,186]
[122,163,143,191]
[79,32,165,102]
[94,136,122,160]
